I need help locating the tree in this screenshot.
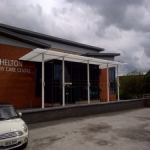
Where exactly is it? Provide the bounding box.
[119,70,144,100]
[143,70,150,93]
[126,70,143,76]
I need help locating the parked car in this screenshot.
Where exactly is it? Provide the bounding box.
[0,103,28,150]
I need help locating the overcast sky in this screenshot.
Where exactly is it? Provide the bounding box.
[0,0,150,75]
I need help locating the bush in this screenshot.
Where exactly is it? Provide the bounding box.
[120,92,133,100]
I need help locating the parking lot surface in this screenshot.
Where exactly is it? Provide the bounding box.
[25,108,150,150]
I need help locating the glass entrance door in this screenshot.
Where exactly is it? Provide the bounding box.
[65,85,72,104]
[35,60,100,107]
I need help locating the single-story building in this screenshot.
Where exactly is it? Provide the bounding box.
[0,23,125,109]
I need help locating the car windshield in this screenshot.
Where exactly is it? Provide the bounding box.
[0,106,18,120]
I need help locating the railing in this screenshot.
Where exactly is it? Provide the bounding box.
[143,94,150,98]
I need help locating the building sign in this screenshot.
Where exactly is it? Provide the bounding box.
[0,59,31,73]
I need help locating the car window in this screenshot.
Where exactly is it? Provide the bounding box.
[0,110,3,118]
[0,106,18,120]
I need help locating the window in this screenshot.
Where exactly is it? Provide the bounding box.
[35,60,100,103]
[110,67,115,83]
[110,86,115,94]
[54,65,62,80]
[35,62,42,97]
[110,67,116,94]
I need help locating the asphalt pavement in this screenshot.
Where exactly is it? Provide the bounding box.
[24,108,150,150]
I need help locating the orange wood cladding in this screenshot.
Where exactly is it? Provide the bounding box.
[99,69,116,102]
[0,44,41,108]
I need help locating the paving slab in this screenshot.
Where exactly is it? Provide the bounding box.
[23,108,150,150]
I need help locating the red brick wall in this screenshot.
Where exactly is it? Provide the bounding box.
[99,68,116,102]
[0,44,41,108]
[0,44,116,108]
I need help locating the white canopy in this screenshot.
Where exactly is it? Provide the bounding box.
[19,48,125,69]
[19,48,126,108]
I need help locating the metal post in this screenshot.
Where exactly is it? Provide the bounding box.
[107,64,109,102]
[42,53,45,108]
[62,57,65,106]
[87,61,90,104]
[117,65,120,101]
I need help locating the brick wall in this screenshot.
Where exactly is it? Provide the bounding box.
[99,68,116,102]
[21,99,148,124]
[0,44,117,108]
[0,44,41,108]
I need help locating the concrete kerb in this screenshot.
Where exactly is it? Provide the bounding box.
[19,99,150,124]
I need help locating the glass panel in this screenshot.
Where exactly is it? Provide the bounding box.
[110,86,115,94]
[109,67,116,94]
[54,64,62,80]
[110,67,115,83]
[35,60,100,105]
[35,62,42,97]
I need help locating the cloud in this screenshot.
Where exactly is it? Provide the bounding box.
[67,0,149,32]
[67,0,150,74]
[140,38,150,57]
[0,1,47,32]
[0,0,79,41]
[0,0,150,75]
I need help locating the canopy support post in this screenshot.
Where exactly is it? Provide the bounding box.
[87,61,90,104]
[42,53,45,108]
[62,57,65,106]
[107,64,109,102]
[117,65,120,101]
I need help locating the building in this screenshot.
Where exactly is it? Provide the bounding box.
[0,23,123,109]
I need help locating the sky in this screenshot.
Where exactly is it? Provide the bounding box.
[0,0,150,75]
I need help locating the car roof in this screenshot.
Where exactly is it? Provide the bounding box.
[0,102,13,107]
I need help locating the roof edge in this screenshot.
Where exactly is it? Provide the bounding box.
[83,53,120,57]
[0,27,51,48]
[0,23,104,52]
